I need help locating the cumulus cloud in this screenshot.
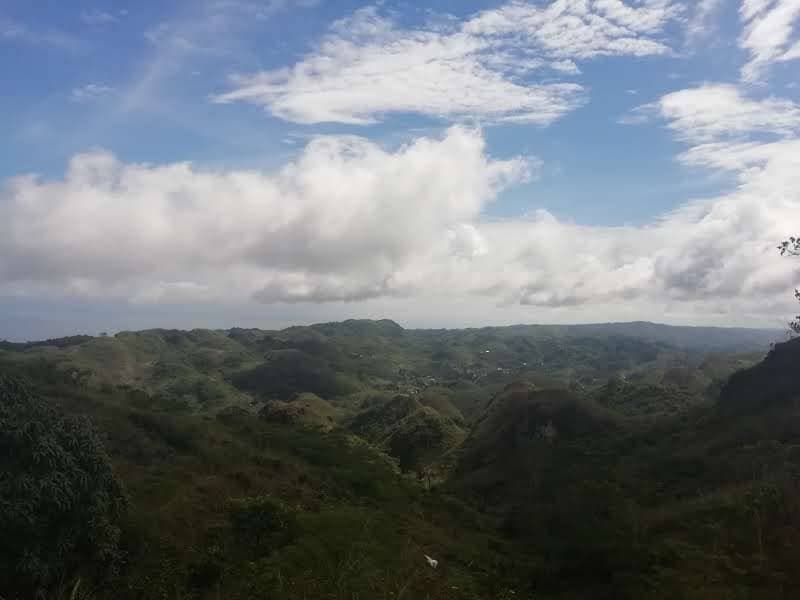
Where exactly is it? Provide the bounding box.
[607,83,800,317]
[215,1,683,125]
[0,127,527,304]
[739,0,800,81]
[1,99,797,323]
[472,165,798,310]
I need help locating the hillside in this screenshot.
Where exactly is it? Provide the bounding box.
[0,320,771,414]
[1,372,513,600]
[456,383,619,502]
[718,336,800,414]
[451,337,800,599]
[348,395,467,472]
[1,320,797,599]
[260,392,342,431]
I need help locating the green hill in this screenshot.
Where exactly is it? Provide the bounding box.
[260,392,341,431]
[592,379,706,418]
[456,383,619,500]
[450,341,800,598]
[1,319,797,599]
[348,395,467,472]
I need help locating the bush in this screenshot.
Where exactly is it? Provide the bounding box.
[0,373,127,597]
[226,496,297,557]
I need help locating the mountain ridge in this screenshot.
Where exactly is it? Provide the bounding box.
[1,319,782,351]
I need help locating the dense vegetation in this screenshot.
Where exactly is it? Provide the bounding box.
[1,319,798,599]
[0,375,126,599]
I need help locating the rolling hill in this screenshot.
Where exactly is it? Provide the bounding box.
[1,319,796,599]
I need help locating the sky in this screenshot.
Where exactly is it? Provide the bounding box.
[1,0,799,340]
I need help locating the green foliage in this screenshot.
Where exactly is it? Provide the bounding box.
[418,388,466,424]
[779,236,800,334]
[227,496,298,556]
[349,395,424,441]
[453,337,800,598]
[593,378,705,418]
[348,395,466,472]
[259,392,340,431]
[0,374,126,598]
[0,335,93,352]
[719,337,800,414]
[232,349,358,399]
[384,406,465,472]
[126,410,201,452]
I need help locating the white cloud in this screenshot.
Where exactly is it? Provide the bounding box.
[551,59,581,74]
[782,37,800,59]
[0,17,85,52]
[81,10,120,26]
[678,139,800,172]
[465,0,682,56]
[0,127,527,304]
[594,0,683,33]
[686,0,724,43]
[630,84,800,143]
[71,83,115,103]
[216,1,683,125]
[739,0,800,81]
[472,161,798,310]
[607,83,800,319]
[215,7,584,125]
[1,115,797,324]
[741,0,774,22]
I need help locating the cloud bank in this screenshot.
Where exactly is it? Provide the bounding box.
[2,82,798,323]
[0,128,526,304]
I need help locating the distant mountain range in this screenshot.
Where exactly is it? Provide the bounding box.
[2,319,783,353]
[476,321,784,352]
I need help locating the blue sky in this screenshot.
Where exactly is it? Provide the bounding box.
[1,1,800,339]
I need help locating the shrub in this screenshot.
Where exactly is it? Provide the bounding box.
[226,496,297,557]
[0,373,127,597]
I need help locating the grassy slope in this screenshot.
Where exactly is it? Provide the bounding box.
[31,379,520,600]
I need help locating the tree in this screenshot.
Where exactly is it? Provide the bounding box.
[779,237,800,334]
[0,374,127,597]
[226,495,297,556]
